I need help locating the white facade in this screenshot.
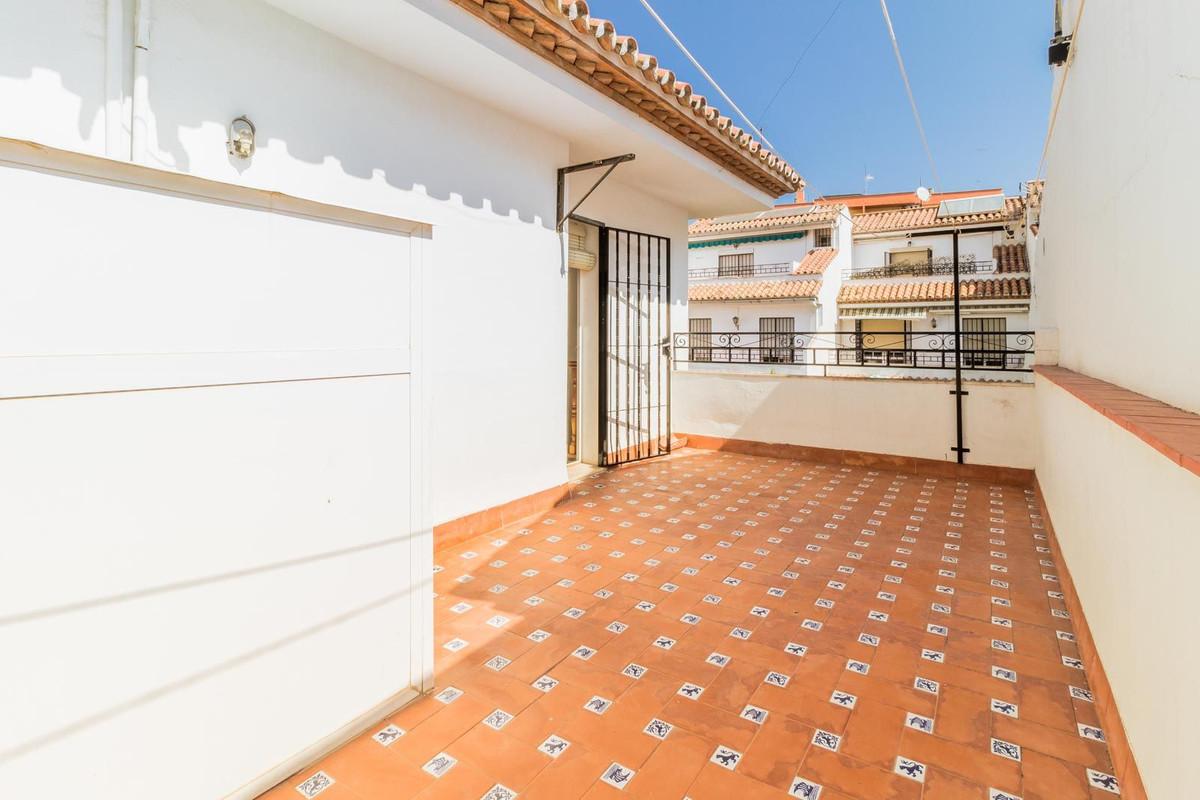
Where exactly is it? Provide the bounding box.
[1033,1,1200,797]
[851,229,1004,269]
[685,207,853,339]
[0,1,780,797]
[687,203,1034,380]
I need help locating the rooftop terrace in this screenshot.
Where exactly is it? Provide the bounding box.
[263,449,1118,800]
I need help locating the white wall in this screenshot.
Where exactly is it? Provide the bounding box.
[689,300,819,334]
[0,0,574,525]
[1034,0,1200,413]
[0,152,428,800]
[852,230,1005,271]
[673,370,1038,469]
[1035,377,1200,799]
[0,0,108,155]
[1029,4,1200,796]
[0,0,693,796]
[688,235,815,271]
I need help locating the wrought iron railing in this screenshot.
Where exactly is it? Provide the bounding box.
[841,256,995,280]
[688,262,795,280]
[674,329,1034,372]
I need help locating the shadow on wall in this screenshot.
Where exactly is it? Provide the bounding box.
[0,0,559,228]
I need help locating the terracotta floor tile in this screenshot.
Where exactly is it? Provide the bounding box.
[625,729,714,799]
[684,761,797,800]
[409,756,495,800]
[1020,748,1094,800]
[798,747,923,800]
[837,698,907,769]
[920,765,988,799]
[930,684,992,747]
[993,715,1113,771]
[318,735,433,798]
[738,712,814,789]
[897,727,1021,793]
[254,450,1120,800]
[450,722,552,790]
[658,694,762,751]
[520,743,609,800]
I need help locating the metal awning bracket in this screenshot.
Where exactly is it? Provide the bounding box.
[556,154,635,231]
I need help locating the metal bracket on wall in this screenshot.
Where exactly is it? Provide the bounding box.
[556,154,636,231]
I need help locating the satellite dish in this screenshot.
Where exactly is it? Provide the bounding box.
[915,186,932,203]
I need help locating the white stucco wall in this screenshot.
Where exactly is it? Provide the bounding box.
[689,235,817,271]
[0,0,573,526]
[673,370,1037,469]
[689,300,819,334]
[0,1,718,797]
[1028,4,1200,796]
[1034,0,1200,413]
[1035,377,1200,800]
[852,230,1008,272]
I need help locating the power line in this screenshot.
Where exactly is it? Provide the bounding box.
[878,0,942,191]
[758,0,847,124]
[635,0,777,152]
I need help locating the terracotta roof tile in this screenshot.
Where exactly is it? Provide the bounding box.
[444,0,802,196]
[690,279,820,302]
[852,197,1025,234]
[837,277,1030,305]
[688,205,841,236]
[794,247,837,275]
[993,244,1028,273]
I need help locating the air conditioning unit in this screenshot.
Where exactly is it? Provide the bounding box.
[568,231,596,270]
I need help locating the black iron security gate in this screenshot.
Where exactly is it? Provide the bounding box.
[598,227,671,466]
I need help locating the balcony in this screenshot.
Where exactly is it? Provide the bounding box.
[842,256,996,281]
[689,261,797,280]
[674,329,1035,375]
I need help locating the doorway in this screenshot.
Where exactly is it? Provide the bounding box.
[598,226,672,466]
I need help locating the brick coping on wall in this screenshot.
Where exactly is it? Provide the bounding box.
[1035,365,1200,477]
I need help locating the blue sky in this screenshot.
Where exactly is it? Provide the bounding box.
[590,0,1053,200]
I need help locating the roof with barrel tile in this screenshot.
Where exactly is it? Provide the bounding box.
[444,0,802,196]
[690,279,821,302]
[837,277,1030,304]
[793,247,838,275]
[851,197,1024,234]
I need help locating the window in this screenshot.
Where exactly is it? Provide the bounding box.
[886,248,932,268]
[813,228,832,248]
[856,319,913,366]
[963,317,1006,367]
[759,317,796,363]
[689,317,713,362]
[717,252,754,277]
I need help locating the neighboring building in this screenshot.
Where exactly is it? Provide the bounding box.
[0,1,800,797]
[836,191,1033,377]
[684,204,852,371]
[685,188,1035,378]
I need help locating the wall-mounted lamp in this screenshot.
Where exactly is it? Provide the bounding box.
[930,316,938,329]
[227,116,256,158]
[732,315,740,330]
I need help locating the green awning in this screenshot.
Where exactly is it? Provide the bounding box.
[839,306,930,320]
[688,230,808,249]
